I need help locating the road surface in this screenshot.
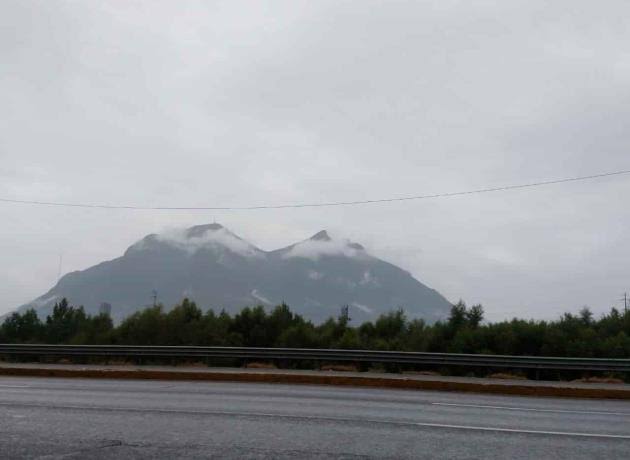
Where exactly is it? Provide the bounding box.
[1,376,629,458]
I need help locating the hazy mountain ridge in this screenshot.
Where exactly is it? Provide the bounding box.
[17,224,452,323]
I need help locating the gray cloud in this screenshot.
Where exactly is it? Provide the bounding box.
[2,0,629,320]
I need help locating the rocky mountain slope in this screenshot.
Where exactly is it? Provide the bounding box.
[17,224,452,323]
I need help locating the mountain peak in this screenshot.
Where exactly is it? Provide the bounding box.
[310,230,332,241]
[185,223,224,238]
[278,230,368,261]
[128,223,263,258]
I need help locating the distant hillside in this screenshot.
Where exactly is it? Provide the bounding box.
[17,224,452,323]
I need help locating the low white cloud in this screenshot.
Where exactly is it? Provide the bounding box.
[307,270,324,280]
[156,227,263,258]
[358,271,380,287]
[351,302,373,314]
[251,289,272,305]
[283,238,365,261]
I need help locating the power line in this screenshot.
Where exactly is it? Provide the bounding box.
[1,169,629,211]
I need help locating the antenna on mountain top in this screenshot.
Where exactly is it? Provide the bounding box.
[152,290,158,307]
[56,253,63,283]
[622,292,629,314]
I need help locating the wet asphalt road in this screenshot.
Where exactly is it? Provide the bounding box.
[1,376,629,459]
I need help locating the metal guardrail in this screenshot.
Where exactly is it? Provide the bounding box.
[1,344,629,372]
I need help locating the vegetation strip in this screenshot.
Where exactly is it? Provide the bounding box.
[1,366,629,400]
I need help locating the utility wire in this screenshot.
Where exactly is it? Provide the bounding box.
[1,169,629,211]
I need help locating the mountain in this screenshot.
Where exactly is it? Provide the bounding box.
[17,224,452,323]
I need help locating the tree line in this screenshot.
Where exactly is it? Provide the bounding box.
[1,298,629,359]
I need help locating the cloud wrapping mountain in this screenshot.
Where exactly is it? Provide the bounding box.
[17,224,452,323]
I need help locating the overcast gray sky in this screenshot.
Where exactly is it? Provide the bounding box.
[2,0,629,320]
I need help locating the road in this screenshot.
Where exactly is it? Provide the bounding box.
[1,376,629,459]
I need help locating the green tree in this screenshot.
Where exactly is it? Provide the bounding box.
[115,305,167,345]
[0,309,44,343]
[45,299,87,343]
[466,304,484,328]
[71,313,113,344]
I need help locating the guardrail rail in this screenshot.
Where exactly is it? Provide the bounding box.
[1,344,629,373]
